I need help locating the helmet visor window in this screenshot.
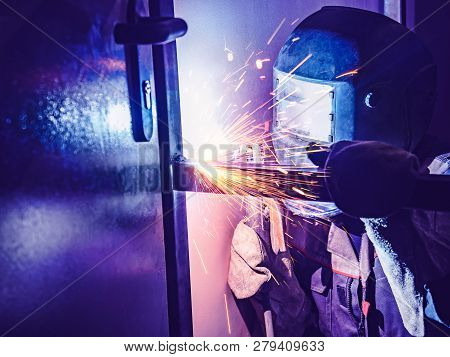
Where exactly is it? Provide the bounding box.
[273,69,334,148]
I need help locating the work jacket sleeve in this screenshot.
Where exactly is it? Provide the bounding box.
[228,198,316,336]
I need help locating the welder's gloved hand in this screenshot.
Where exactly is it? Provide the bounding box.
[307,141,421,218]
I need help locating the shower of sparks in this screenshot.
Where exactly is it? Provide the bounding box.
[226,215,235,229]
[245,50,255,65]
[234,78,245,92]
[292,186,316,200]
[255,58,271,70]
[255,59,263,69]
[291,17,301,26]
[242,100,252,108]
[191,159,328,210]
[271,273,281,286]
[285,232,294,240]
[180,17,337,247]
[335,68,359,79]
[192,238,208,274]
[224,41,234,62]
[277,53,312,87]
[222,63,248,83]
[181,98,332,214]
[267,88,298,110]
[267,18,286,45]
[224,293,232,335]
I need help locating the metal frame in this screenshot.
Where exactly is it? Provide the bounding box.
[115,0,193,337]
[148,0,193,337]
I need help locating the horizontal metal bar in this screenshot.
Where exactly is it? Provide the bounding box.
[173,160,450,212]
[172,160,332,201]
[114,17,187,45]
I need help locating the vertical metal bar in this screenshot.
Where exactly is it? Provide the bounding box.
[402,0,417,30]
[149,0,193,337]
[383,0,403,22]
[400,0,407,26]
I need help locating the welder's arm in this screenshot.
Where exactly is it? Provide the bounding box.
[309,141,421,218]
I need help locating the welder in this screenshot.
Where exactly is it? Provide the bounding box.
[228,6,449,336]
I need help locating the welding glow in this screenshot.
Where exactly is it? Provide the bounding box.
[175,14,327,214]
[179,68,233,161]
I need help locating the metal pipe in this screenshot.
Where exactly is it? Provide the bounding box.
[149,0,193,337]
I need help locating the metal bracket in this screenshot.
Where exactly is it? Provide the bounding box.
[115,16,187,45]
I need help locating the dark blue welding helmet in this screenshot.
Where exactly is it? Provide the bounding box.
[272,6,436,169]
[273,6,436,218]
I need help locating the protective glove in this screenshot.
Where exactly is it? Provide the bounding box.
[307,141,421,218]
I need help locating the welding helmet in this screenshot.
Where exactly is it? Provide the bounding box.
[273,6,436,217]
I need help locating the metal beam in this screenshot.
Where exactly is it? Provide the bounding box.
[149,0,193,337]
